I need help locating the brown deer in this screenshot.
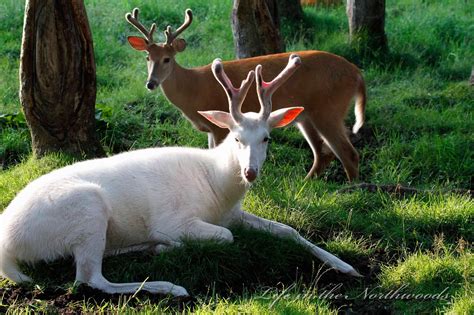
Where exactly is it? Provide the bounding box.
[125,8,366,181]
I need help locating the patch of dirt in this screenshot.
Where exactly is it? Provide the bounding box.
[0,284,195,313]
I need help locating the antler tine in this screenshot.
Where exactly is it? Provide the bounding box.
[256,54,302,120]
[212,58,254,123]
[125,7,156,44]
[165,9,193,45]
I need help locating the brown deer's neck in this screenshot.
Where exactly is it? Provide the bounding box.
[161,63,199,113]
[160,61,217,132]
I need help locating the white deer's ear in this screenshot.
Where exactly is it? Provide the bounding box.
[268,107,304,128]
[198,111,235,129]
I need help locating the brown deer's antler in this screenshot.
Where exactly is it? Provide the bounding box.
[212,59,254,123]
[164,9,193,45]
[256,54,302,120]
[125,8,156,44]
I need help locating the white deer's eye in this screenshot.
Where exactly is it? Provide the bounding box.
[235,138,240,143]
[263,136,270,143]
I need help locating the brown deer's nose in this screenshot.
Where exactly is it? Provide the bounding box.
[244,168,257,182]
[146,81,157,90]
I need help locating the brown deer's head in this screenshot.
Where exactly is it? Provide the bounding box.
[126,8,192,90]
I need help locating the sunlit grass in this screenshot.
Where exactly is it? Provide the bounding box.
[379,243,473,313]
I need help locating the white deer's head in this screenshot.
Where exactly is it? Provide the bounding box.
[199,54,304,184]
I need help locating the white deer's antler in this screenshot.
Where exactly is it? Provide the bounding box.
[212,58,254,123]
[256,54,302,120]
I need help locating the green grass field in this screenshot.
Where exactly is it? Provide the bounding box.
[0,0,473,313]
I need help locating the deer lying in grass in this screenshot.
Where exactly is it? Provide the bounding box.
[126,8,366,181]
[0,55,360,297]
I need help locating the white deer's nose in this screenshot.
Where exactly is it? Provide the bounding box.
[244,168,258,182]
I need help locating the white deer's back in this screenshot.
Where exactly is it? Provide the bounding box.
[0,144,245,262]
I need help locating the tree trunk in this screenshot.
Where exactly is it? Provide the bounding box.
[232,0,285,59]
[20,0,104,158]
[346,0,388,52]
[277,0,304,21]
[265,0,280,30]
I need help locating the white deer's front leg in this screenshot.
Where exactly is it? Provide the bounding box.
[153,218,234,246]
[230,209,361,277]
[150,218,234,254]
[184,218,234,243]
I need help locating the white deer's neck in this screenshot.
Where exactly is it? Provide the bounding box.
[207,137,248,208]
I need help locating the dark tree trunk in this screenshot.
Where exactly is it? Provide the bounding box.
[276,0,304,21]
[346,0,388,52]
[20,0,104,158]
[232,0,285,59]
[264,0,280,29]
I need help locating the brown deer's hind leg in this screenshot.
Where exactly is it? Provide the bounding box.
[297,120,335,179]
[316,122,359,181]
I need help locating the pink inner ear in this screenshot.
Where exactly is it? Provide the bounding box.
[127,36,148,51]
[274,108,304,128]
[198,111,230,129]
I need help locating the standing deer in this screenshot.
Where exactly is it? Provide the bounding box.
[126,8,366,181]
[0,55,360,297]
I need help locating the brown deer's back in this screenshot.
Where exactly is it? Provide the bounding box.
[195,51,363,115]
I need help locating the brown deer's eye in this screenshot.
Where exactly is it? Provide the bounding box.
[163,57,171,63]
[146,55,150,61]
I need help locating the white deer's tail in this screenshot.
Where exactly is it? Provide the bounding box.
[0,215,32,283]
[352,74,366,134]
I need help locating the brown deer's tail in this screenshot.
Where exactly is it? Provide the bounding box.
[352,74,366,134]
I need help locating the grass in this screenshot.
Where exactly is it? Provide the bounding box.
[1,0,473,313]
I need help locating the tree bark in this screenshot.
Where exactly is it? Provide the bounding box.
[20,0,104,158]
[346,0,388,52]
[276,0,304,21]
[232,0,285,59]
[264,0,280,29]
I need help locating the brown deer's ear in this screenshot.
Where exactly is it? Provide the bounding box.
[172,38,187,52]
[127,36,148,51]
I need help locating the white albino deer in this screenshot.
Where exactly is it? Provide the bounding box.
[0,55,360,297]
[126,7,366,181]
